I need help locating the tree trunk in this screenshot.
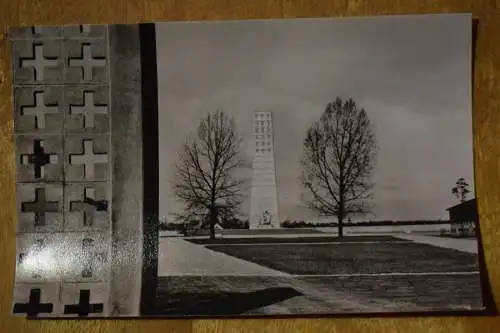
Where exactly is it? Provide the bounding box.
[337,215,344,239]
[209,221,215,240]
[338,185,345,239]
[209,207,217,240]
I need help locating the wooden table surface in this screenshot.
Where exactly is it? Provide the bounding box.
[1,1,499,332]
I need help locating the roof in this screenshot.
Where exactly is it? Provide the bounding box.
[446,198,477,211]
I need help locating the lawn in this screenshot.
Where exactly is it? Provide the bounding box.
[220,228,325,235]
[189,228,326,237]
[206,241,480,275]
[186,235,402,245]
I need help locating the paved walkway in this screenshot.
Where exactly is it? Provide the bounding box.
[393,234,479,254]
[157,237,290,277]
[158,233,479,277]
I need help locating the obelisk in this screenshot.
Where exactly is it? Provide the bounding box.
[249,111,280,229]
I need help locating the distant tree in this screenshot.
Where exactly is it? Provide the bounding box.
[173,110,244,239]
[451,177,471,203]
[301,97,378,238]
[451,177,471,236]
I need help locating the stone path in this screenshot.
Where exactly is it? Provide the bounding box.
[157,237,289,277]
[156,235,482,314]
[393,234,479,254]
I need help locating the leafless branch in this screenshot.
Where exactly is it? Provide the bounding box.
[301,97,378,236]
[172,110,245,238]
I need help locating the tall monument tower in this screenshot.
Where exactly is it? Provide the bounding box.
[249,111,280,229]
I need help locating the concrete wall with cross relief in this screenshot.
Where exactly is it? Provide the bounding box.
[10,24,144,317]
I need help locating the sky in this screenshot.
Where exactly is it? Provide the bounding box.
[156,14,474,222]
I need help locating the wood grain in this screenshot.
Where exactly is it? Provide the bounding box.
[1,1,499,332]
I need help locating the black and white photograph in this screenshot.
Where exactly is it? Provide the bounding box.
[9,13,492,318]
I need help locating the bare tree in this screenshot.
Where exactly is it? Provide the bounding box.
[173,110,244,239]
[301,97,378,238]
[452,177,471,203]
[451,177,471,235]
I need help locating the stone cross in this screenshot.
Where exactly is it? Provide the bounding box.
[69,140,108,179]
[21,91,58,129]
[64,290,103,316]
[13,288,53,317]
[70,187,108,226]
[21,188,58,226]
[70,91,108,128]
[21,139,58,179]
[21,44,58,81]
[68,44,106,81]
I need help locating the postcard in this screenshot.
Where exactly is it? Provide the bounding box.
[9,13,493,318]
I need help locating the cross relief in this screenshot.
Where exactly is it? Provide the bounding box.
[68,43,105,81]
[80,238,107,278]
[13,288,53,317]
[70,187,108,226]
[30,25,90,35]
[21,188,58,226]
[79,25,91,35]
[31,27,44,35]
[70,91,108,128]
[21,91,59,129]
[20,44,58,81]
[13,288,104,317]
[14,23,112,318]
[69,140,108,179]
[21,139,58,179]
[17,239,46,279]
[64,289,103,316]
